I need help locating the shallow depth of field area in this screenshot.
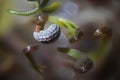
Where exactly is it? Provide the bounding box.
[0,0,120,80]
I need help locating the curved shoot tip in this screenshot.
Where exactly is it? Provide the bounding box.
[8,7,40,16]
[42,1,62,13]
[49,16,82,43]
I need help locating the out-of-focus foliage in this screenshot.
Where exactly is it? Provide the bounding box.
[58,47,87,59]
[8,0,61,16]
[42,1,61,13]
[0,0,15,36]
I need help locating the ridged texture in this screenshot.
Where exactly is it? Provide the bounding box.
[33,24,60,43]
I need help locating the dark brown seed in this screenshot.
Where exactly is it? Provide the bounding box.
[94,26,112,39]
[74,57,93,73]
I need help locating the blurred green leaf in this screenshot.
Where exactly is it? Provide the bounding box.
[58,47,87,59]
[27,0,38,1]
[0,1,14,36]
[88,38,112,61]
[42,1,61,13]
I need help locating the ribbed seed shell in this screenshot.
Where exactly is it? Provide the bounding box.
[33,24,61,43]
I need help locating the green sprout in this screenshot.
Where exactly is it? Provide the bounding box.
[9,0,40,16]
[42,1,61,13]
[49,16,82,43]
[58,47,93,73]
[58,47,87,60]
[8,0,61,16]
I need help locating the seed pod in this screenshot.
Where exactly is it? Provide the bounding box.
[74,57,93,73]
[94,26,112,39]
[58,47,93,73]
[33,24,61,43]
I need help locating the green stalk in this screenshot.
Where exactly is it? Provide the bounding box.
[58,47,87,59]
[88,38,112,61]
[42,1,61,13]
[49,16,79,39]
[25,53,43,74]
[58,47,93,73]
[9,2,41,16]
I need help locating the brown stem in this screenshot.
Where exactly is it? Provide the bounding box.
[23,45,44,80]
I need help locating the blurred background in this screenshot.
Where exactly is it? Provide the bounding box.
[0,0,120,80]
